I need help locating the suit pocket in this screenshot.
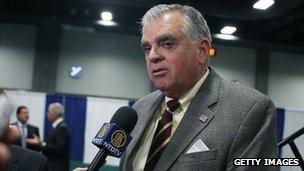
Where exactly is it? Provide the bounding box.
[178,149,218,163]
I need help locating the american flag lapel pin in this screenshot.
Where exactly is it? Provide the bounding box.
[199,114,208,123]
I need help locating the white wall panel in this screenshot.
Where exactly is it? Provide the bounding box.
[84,97,129,166]
[5,90,46,138]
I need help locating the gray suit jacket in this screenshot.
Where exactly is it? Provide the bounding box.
[6,145,49,171]
[120,67,278,171]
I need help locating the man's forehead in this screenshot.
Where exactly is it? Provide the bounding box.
[142,10,182,27]
[141,11,184,41]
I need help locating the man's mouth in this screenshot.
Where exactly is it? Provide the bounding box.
[153,68,168,77]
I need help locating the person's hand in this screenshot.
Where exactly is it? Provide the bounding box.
[72,167,88,171]
[26,134,41,145]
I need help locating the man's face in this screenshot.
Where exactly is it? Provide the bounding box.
[17,108,29,124]
[141,11,210,98]
[46,106,56,122]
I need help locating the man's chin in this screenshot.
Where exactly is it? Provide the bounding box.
[153,82,169,91]
[154,85,176,97]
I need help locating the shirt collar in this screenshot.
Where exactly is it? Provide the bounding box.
[165,67,210,111]
[17,120,27,127]
[52,117,64,128]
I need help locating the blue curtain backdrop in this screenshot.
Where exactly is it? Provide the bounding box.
[65,95,86,161]
[44,94,87,161]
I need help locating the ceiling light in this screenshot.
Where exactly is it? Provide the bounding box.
[220,26,237,35]
[213,34,239,41]
[101,11,113,21]
[253,0,275,10]
[96,20,117,26]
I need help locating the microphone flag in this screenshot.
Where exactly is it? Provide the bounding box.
[92,123,132,157]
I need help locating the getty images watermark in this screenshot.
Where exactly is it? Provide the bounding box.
[233,158,300,166]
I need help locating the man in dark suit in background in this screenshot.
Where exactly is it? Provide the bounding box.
[11,106,41,152]
[120,4,278,171]
[42,102,70,171]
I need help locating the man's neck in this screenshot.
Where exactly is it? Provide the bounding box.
[17,120,27,126]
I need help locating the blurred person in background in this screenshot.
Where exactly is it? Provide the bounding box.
[42,102,70,171]
[0,90,49,171]
[0,89,14,169]
[11,106,41,152]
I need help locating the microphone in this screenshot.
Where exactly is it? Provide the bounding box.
[88,106,138,171]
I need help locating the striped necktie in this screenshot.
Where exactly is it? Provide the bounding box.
[144,99,180,171]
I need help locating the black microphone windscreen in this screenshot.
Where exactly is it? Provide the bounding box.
[110,106,138,134]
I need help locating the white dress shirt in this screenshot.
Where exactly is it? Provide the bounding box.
[17,121,28,148]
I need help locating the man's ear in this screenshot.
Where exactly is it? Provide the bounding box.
[198,38,211,64]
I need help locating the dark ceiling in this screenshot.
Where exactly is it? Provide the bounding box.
[2,0,304,51]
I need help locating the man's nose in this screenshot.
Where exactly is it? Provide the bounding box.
[147,47,164,63]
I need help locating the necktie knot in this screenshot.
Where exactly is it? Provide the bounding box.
[166,99,180,112]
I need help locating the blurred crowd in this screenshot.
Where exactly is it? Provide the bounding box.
[0,90,70,171]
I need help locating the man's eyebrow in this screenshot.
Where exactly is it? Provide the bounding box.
[156,33,177,43]
[140,41,150,47]
[140,33,177,47]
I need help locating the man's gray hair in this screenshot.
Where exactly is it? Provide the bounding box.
[141,4,212,43]
[49,102,64,117]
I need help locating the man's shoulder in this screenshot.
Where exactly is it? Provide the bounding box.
[10,122,17,125]
[10,122,38,129]
[218,78,273,112]
[27,124,39,130]
[58,121,68,128]
[220,79,267,100]
[55,121,69,133]
[208,67,265,99]
[11,145,46,161]
[10,145,48,170]
[132,90,162,108]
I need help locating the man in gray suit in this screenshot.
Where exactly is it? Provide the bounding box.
[120,4,278,171]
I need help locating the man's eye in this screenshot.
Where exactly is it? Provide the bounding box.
[142,46,151,53]
[161,41,174,48]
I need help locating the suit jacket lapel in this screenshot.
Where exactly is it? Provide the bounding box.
[125,91,165,170]
[155,67,222,170]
